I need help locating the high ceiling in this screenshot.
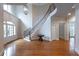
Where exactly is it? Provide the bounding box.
[32,3,75,17]
[54,3,75,17]
[4,3,75,17]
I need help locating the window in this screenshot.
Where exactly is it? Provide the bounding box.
[69,22,75,50]
[69,16,75,50]
[4,21,16,37]
[3,4,12,13]
[69,23,75,37]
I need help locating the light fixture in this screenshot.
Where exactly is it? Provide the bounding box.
[68,13,71,16]
[24,7,28,11]
[72,5,75,8]
[24,11,28,15]
[24,6,28,15]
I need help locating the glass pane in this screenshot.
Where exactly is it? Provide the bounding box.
[10,26,14,36]
[7,25,10,36]
[7,5,12,13]
[3,4,12,14]
[9,25,12,36]
[69,22,75,50]
[4,24,6,37]
[3,5,8,11]
[4,21,16,37]
[14,26,16,35]
[69,23,75,37]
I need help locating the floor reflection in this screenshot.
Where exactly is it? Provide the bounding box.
[70,38,75,50]
[4,44,16,56]
[4,39,78,56]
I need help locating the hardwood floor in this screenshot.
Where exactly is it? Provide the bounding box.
[4,39,78,56]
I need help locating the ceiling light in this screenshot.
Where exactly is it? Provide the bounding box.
[72,5,75,8]
[68,13,71,16]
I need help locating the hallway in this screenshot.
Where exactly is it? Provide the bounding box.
[4,39,78,56]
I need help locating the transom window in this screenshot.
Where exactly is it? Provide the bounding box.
[3,4,12,13]
[4,21,16,37]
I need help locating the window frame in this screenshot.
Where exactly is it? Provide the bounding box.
[3,4,12,14]
[4,21,16,38]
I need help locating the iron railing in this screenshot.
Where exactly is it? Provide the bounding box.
[24,3,56,40]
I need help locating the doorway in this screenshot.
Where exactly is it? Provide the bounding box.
[59,23,65,40]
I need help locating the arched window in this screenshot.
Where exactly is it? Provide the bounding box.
[4,21,16,37]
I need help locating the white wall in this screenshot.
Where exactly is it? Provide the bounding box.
[0,4,4,55]
[32,4,50,26]
[39,17,52,41]
[75,4,79,53]
[15,4,32,37]
[32,4,49,26]
[38,7,57,41]
[51,17,67,40]
[51,17,59,40]
[31,4,57,41]
[31,4,51,40]
[65,18,69,40]
[3,11,21,44]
